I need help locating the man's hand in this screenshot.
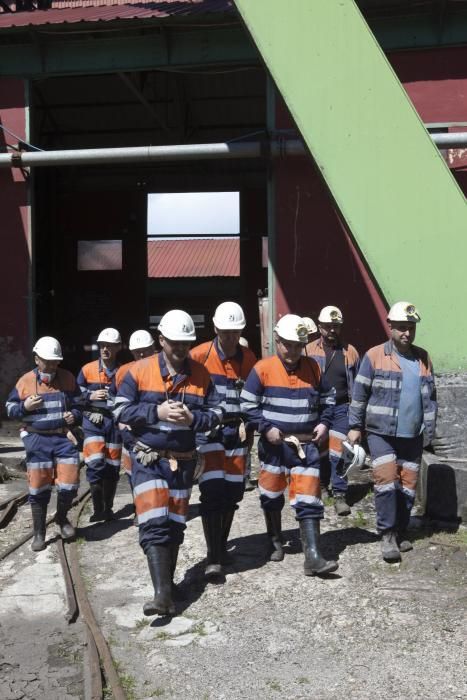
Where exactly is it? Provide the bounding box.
[157,401,194,426]
[312,423,328,444]
[347,429,362,445]
[265,427,283,445]
[90,389,108,402]
[24,395,43,412]
[63,411,75,426]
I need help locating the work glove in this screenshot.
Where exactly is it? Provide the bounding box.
[84,411,104,426]
[133,440,159,467]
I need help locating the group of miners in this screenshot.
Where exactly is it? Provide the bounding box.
[6,298,437,617]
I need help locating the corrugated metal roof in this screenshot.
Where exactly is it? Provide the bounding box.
[0,0,233,29]
[148,237,239,278]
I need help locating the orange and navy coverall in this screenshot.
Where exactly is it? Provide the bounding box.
[109,361,136,484]
[6,368,82,505]
[191,338,257,514]
[241,355,335,520]
[349,340,437,533]
[113,352,222,551]
[77,359,122,484]
[306,338,360,494]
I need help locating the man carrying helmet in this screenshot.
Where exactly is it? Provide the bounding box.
[347,302,437,562]
[77,328,122,522]
[114,310,222,616]
[6,337,82,551]
[191,301,257,579]
[306,306,360,516]
[110,330,156,515]
[241,315,338,576]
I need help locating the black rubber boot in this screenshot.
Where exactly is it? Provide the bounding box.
[170,543,187,601]
[299,519,338,576]
[143,545,176,616]
[89,482,104,522]
[102,479,118,521]
[264,510,284,562]
[202,512,224,578]
[31,502,47,552]
[55,495,76,540]
[221,508,236,564]
[381,530,401,562]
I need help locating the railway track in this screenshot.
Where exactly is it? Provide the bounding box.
[0,483,127,700]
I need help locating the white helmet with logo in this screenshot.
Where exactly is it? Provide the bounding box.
[213,301,246,330]
[302,316,318,334]
[32,336,63,361]
[318,306,343,324]
[387,301,421,323]
[129,330,154,351]
[274,315,309,343]
[97,328,122,344]
[342,441,368,479]
[158,310,196,342]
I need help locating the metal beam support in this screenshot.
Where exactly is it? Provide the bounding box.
[118,72,171,136]
[0,26,258,79]
[234,0,467,372]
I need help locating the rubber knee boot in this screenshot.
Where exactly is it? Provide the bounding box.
[299,519,338,576]
[55,495,76,540]
[381,530,401,562]
[143,545,175,616]
[202,512,224,578]
[221,509,236,564]
[103,479,118,520]
[89,482,104,522]
[170,543,187,601]
[31,502,47,551]
[264,510,284,562]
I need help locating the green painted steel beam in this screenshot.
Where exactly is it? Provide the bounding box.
[0,26,257,78]
[235,0,467,372]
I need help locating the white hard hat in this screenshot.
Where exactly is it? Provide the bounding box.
[32,336,63,361]
[274,315,309,343]
[387,301,421,323]
[97,328,122,344]
[342,441,368,479]
[213,301,246,330]
[318,306,343,324]
[302,317,318,334]
[158,310,196,342]
[129,330,154,351]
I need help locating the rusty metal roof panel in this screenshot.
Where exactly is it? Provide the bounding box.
[147,237,239,278]
[0,0,233,29]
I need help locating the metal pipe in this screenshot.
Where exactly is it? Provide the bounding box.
[0,133,465,169]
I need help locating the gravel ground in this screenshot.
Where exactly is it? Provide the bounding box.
[1,432,466,700]
[80,475,467,700]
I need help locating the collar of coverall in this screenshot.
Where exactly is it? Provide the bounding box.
[317,336,346,353]
[98,357,118,378]
[384,340,420,358]
[214,336,243,363]
[158,350,191,382]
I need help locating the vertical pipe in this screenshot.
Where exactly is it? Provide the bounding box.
[266,75,276,355]
[24,79,35,347]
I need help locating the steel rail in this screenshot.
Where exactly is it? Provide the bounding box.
[68,494,127,700]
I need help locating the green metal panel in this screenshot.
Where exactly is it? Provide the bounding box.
[234,0,467,372]
[0,26,257,78]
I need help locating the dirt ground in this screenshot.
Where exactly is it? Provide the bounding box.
[1,443,466,700]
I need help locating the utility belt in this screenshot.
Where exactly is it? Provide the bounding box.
[283,432,315,444]
[221,416,243,427]
[23,426,69,436]
[133,440,196,471]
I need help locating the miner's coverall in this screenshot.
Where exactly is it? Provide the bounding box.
[306,338,360,494]
[6,368,82,505]
[190,338,257,513]
[241,355,334,520]
[113,352,222,552]
[348,340,437,533]
[77,359,122,484]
